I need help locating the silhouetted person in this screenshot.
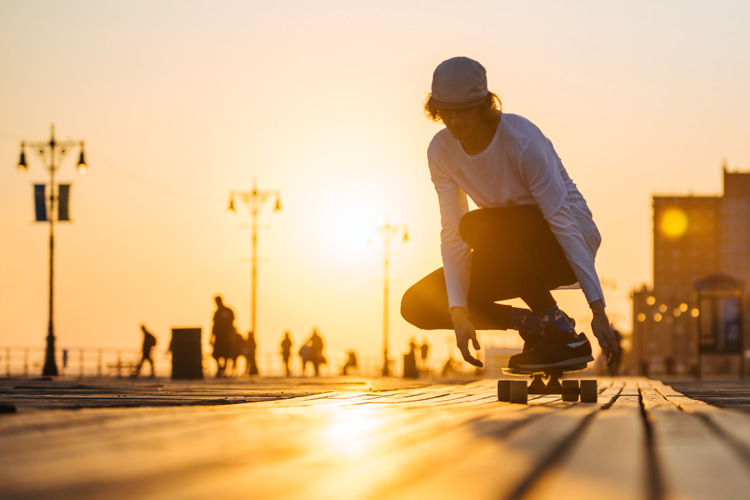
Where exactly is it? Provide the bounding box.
[223,328,242,376]
[420,338,430,372]
[400,57,618,372]
[299,342,310,373]
[301,328,326,376]
[245,330,259,375]
[341,350,358,375]
[210,295,235,377]
[280,331,293,376]
[132,324,157,378]
[403,340,419,378]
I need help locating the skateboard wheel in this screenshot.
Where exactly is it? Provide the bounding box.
[561,380,579,402]
[510,380,528,404]
[580,380,598,403]
[497,380,511,402]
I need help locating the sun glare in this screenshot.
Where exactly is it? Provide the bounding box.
[321,407,383,458]
[318,192,379,256]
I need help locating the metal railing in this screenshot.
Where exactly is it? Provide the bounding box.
[0,346,456,379]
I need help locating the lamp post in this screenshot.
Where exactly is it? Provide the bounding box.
[378,219,408,377]
[227,178,281,336]
[16,124,87,377]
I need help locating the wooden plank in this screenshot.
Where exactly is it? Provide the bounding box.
[286,405,561,500]
[523,380,648,500]
[0,384,546,499]
[1,378,607,500]
[7,377,746,500]
[640,382,750,500]
[652,380,750,467]
[376,381,623,499]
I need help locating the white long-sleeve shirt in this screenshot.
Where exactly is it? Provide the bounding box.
[428,113,604,310]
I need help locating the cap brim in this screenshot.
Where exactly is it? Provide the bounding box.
[427,94,487,110]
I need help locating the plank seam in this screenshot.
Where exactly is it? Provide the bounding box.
[639,384,665,500]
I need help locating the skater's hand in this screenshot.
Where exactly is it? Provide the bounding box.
[450,307,483,368]
[590,300,619,365]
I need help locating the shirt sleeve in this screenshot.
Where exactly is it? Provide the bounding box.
[428,150,472,309]
[520,136,605,306]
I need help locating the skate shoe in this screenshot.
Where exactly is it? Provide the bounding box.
[519,325,542,353]
[518,314,575,354]
[509,323,593,372]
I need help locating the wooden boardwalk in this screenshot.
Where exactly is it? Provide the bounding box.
[2,377,750,499]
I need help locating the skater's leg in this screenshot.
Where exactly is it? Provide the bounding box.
[459,207,595,369]
[460,206,580,352]
[458,206,577,306]
[400,267,513,330]
[401,206,579,344]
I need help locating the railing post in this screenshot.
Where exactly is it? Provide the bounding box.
[116,350,122,378]
[5,348,9,378]
[98,350,102,377]
[24,348,29,377]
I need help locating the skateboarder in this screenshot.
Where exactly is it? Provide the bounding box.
[401,56,618,372]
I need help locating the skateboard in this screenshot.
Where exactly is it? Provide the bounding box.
[498,364,597,404]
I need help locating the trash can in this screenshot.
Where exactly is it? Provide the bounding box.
[171,328,203,379]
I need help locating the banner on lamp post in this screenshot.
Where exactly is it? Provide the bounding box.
[58,184,71,221]
[34,184,47,222]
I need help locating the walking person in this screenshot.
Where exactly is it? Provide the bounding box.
[210,295,235,377]
[280,330,293,376]
[308,328,326,376]
[132,324,157,378]
[300,328,326,376]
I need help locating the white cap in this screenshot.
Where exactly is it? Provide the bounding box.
[428,57,489,109]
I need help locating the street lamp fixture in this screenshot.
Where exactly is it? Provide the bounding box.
[227,178,281,336]
[76,147,87,174]
[378,219,408,377]
[17,145,27,173]
[16,124,88,377]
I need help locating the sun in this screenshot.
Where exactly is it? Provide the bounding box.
[316,190,380,256]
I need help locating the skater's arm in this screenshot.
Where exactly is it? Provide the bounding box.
[520,137,604,306]
[520,140,618,361]
[590,300,619,364]
[429,148,472,310]
[450,307,483,368]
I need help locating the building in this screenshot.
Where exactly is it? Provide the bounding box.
[631,167,749,376]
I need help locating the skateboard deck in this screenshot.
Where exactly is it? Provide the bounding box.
[498,364,597,404]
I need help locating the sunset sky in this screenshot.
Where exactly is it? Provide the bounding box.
[1,0,749,367]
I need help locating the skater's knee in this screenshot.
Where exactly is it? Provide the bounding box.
[400,269,451,329]
[400,286,451,330]
[458,209,482,243]
[400,286,422,327]
[400,285,436,328]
